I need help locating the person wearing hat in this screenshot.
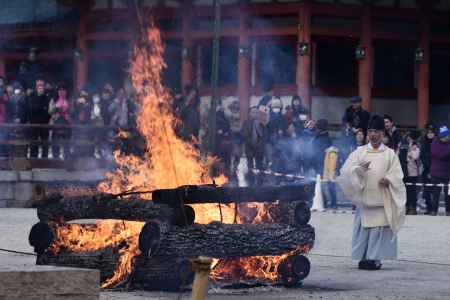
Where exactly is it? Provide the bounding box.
[429,126,450,216]
[337,115,406,270]
[420,123,436,214]
[342,96,370,135]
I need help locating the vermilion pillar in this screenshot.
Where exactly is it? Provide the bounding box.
[296,0,312,110]
[238,9,251,122]
[181,1,193,89]
[417,13,430,129]
[358,6,372,112]
[0,58,5,77]
[75,14,88,91]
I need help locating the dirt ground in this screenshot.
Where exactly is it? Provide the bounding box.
[1,208,450,300]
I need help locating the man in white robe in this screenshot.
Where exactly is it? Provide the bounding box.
[337,115,406,270]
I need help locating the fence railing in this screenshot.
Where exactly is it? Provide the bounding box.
[0,123,141,170]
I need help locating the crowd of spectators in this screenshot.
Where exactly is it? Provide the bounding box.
[191,83,450,216]
[1,60,450,216]
[0,72,139,159]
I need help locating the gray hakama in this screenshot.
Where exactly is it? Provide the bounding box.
[352,208,397,261]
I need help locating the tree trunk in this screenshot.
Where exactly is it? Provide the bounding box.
[32,193,176,223]
[152,184,314,205]
[139,222,314,258]
[37,248,194,291]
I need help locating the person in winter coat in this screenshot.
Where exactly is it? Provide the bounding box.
[384,115,403,152]
[6,84,27,157]
[214,105,233,175]
[342,96,370,135]
[180,86,201,141]
[226,100,243,179]
[24,79,51,158]
[242,106,267,185]
[266,97,288,171]
[311,119,332,176]
[72,90,92,157]
[420,123,436,214]
[404,131,421,215]
[48,84,71,159]
[429,126,450,216]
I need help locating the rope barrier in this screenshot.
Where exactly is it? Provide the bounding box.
[251,168,450,188]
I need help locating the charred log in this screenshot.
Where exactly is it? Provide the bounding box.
[152,184,314,206]
[277,255,311,287]
[37,248,194,291]
[139,222,314,258]
[29,222,54,254]
[271,201,311,226]
[138,220,170,257]
[32,193,177,223]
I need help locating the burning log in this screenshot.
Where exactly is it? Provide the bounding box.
[152,184,314,206]
[277,254,311,287]
[31,193,178,224]
[271,201,311,226]
[138,222,314,258]
[37,248,195,291]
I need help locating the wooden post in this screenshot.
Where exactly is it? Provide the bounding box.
[296,0,312,111]
[191,256,213,300]
[417,11,430,129]
[181,1,193,89]
[75,13,88,91]
[358,5,372,112]
[238,8,251,122]
[0,58,5,77]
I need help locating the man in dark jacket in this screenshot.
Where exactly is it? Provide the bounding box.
[25,79,51,158]
[384,114,402,152]
[342,96,370,135]
[312,119,332,175]
[266,98,287,172]
[429,126,450,216]
[420,123,435,214]
[179,86,201,141]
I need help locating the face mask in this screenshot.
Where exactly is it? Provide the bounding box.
[299,114,307,121]
[14,89,21,95]
[93,96,100,104]
[272,108,281,113]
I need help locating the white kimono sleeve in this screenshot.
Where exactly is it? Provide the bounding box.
[336,150,366,207]
[383,152,407,235]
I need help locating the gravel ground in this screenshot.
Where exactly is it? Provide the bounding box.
[1,208,450,299]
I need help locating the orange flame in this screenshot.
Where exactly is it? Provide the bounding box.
[51,26,232,287]
[51,24,299,288]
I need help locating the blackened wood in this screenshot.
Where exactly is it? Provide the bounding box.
[277,254,311,287]
[141,222,314,258]
[271,201,311,226]
[37,249,194,291]
[138,220,171,257]
[152,184,315,206]
[32,193,176,223]
[28,222,54,255]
